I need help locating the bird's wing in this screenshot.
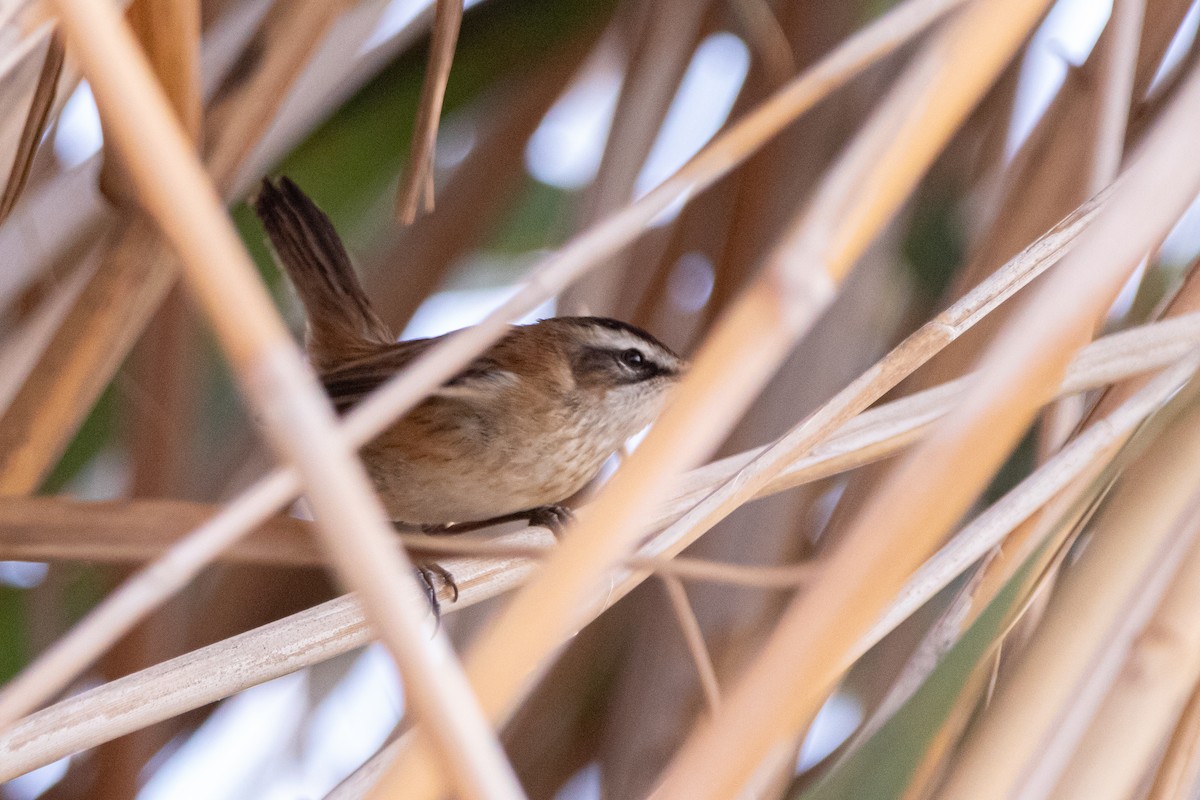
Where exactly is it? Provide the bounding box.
[319,336,517,413]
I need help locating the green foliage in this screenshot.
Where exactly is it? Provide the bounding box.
[902,184,967,311]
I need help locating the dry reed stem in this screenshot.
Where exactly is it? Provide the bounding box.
[863,353,1200,663]
[880,229,1200,742]
[1148,677,1200,800]
[369,42,590,332]
[99,0,201,203]
[1,303,1191,579]
[44,2,523,798]
[0,22,61,223]
[905,105,1200,793]
[658,575,721,714]
[202,0,349,190]
[564,0,709,315]
[0,495,810,587]
[726,0,795,86]
[1133,0,1195,98]
[4,313,1191,780]
[394,0,462,222]
[1037,0,1142,457]
[0,220,176,493]
[644,182,1109,598]
[911,237,1200,785]
[0,0,352,494]
[652,52,1200,800]
[2,292,1194,764]
[377,1,1050,795]
[0,0,963,747]
[1091,0,1143,193]
[1051,499,1200,800]
[938,394,1200,799]
[834,356,1199,771]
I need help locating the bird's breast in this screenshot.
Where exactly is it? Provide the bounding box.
[361,395,622,525]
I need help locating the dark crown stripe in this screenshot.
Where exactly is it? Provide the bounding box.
[555,316,676,357]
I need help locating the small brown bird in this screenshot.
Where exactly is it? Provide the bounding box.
[253,177,684,550]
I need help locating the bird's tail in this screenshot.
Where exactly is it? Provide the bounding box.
[253,176,393,370]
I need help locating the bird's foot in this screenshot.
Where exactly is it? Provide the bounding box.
[526,504,573,539]
[418,505,574,538]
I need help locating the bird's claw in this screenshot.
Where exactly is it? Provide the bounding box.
[415,561,458,622]
[527,504,574,539]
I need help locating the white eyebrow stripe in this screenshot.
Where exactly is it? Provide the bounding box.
[584,328,659,352]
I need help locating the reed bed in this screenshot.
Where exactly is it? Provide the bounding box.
[2,0,1200,798]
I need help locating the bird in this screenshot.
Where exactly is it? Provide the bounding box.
[253,177,685,607]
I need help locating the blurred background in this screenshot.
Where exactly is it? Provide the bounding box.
[3,0,1200,797]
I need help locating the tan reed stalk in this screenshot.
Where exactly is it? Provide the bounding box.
[1148,677,1200,800]
[890,229,1200,790]
[634,181,1109,606]
[1037,0,1142,457]
[4,304,1194,578]
[3,302,1194,751]
[0,23,62,223]
[886,151,1200,798]
[651,56,1200,800]
[43,2,523,798]
[376,1,1053,795]
[1133,0,1195,98]
[99,0,200,201]
[394,0,461,222]
[658,575,722,714]
[0,0,967,734]
[562,0,709,315]
[860,353,1200,660]
[810,259,1200,781]
[1091,0,1143,192]
[202,0,349,190]
[1050,501,1200,800]
[834,360,1197,785]
[368,38,592,332]
[726,0,795,86]
[6,313,1192,783]
[0,496,814,585]
[0,0,353,495]
[938,395,1200,799]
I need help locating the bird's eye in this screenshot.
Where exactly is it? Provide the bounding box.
[620,348,645,369]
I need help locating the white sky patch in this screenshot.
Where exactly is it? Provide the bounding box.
[361,0,486,54]
[4,755,70,800]
[0,561,48,589]
[54,82,104,169]
[1008,0,1111,156]
[361,0,429,53]
[526,53,623,189]
[403,282,556,339]
[138,671,308,800]
[1148,0,1200,95]
[668,251,714,313]
[134,650,403,800]
[634,33,749,198]
[64,446,131,501]
[796,691,863,772]
[1158,190,1200,266]
[434,111,478,170]
[555,761,602,800]
[301,645,405,792]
